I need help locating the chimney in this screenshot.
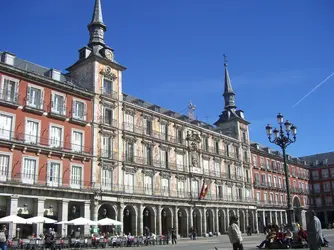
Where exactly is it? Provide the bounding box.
[1,52,16,66]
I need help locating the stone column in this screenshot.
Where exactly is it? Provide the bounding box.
[280,211,283,225]
[245,210,249,231]
[189,207,193,230]
[226,208,230,233]
[118,203,124,234]
[274,211,277,225]
[174,206,178,236]
[138,204,143,236]
[269,211,273,224]
[92,200,98,222]
[9,195,18,239]
[84,201,91,236]
[157,205,162,235]
[61,200,69,237]
[202,208,207,235]
[255,210,259,234]
[285,212,287,224]
[215,208,219,234]
[262,211,266,230]
[37,198,45,236]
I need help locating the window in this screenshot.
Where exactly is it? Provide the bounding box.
[125,141,134,162]
[260,157,264,167]
[103,107,114,126]
[261,174,266,184]
[0,154,10,181]
[256,192,260,203]
[313,183,320,193]
[278,177,282,188]
[102,78,113,96]
[331,168,334,177]
[271,161,275,170]
[277,162,281,171]
[51,92,65,115]
[203,160,209,174]
[264,193,268,204]
[142,145,152,165]
[266,159,270,169]
[177,181,185,197]
[101,135,113,158]
[323,182,330,192]
[192,180,199,198]
[242,131,247,143]
[245,169,250,182]
[124,173,134,193]
[1,76,18,103]
[25,119,39,144]
[227,187,232,200]
[101,168,113,190]
[22,158,37,184]
[71,165,82,189]
[273,176,277,187]
[214,162,220,176]
[236,166,242,179]
[228,165,231,179]
[268,175,272,186]
[280,194,284,204]
[160,123,168,140]
[176,128,183,144]
[312,171,319,180]
[322,169,329,178]
[235,147,239,159]
[243,151,248,162]
[217,186,223,199]
[47,161,60,187]
[144,175,152,195]
[160,149,167,168]
[143,117,151,135]
[293,180,297,188]
[176,154,183,171]
[255,173,260,184]
[161,178,169,196]
[315,197,322,207]
[72,130,83,152]
[226,144,230,157]
[215,141,219,154]
[49,125,63,148]
[124,113,134,132]
[27,85,43,109]
[72,100,86,120]
[253,155,257,167]
[275,194,279,205]
[325,196,332,205]
[0,113,13,140]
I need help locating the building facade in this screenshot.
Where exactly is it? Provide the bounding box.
[251,143,310,232]
[300,152,334,226]
[0,52,94,237]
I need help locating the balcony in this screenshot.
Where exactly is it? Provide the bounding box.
[70,108,88,126]
[48,103,67,121]
[100,150,118,161]
[101,89,118,101]
[0,172,93,192]
[24,96,45,115]
[0,129,92,158]
[202,146,226,157]
[255,200,287,208]
[99,116,118,130]
[253,181,285,191]
[0,89,20,108]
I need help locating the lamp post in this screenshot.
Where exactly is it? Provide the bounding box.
[265,113,297,228]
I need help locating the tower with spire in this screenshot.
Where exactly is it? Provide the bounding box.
[214,55,249,138]
[65,0,126,194]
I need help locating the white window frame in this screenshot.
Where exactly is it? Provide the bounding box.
[124,172,135,194]
[253,155,257,167]
[101,168,113,191]
[203,159,209,174]
[49,123,64,148]
[70,163,84,189]
[0,152,13,181]
[161,178,169,196]
[177,180,185,197]
[24,117,41,144]
[26,83,44,109]
[47,160,62,187]
[124,113,134,132]
[0,111,15,140]
[0,75,19,102]
[102,76,114,95]
[51,91,66,115]
[214,161,221,176]
[21,156,39,185]
[72,98,87,121]
[101,135,113,158]
[176,153,183,171]
[144,175,153,195]
[71,128,85,153]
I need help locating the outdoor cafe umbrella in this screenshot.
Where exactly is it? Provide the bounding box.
[65,217,97,226]
[0,215,28,224]
[26,216,57,224]
[97,218,122,226]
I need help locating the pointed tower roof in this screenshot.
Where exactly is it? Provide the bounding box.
[88,0,107,48]
[91,0,104,24]
[223,55,236,110]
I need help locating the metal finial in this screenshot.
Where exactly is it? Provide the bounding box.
[223,54,228,67]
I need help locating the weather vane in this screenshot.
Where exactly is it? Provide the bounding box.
[223,54,228,67]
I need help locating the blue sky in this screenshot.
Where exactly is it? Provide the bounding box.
[1,0,333,157]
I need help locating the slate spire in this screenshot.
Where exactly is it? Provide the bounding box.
[223,55,236,110]
[88,0,107,48]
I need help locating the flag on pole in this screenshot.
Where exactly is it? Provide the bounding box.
[199,180,210,200]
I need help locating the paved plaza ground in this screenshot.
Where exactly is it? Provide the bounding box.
[134,230,334,250]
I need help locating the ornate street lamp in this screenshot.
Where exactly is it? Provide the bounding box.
[23,203,28,211]
[162,210,167,217]
[178,211,182,217]
[124,209,130,217]
[266,113,297,228]
[144,209,149,217]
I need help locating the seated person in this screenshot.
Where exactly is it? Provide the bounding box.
[257,225,277,249]
[298,228,308,243]
[284,228,293,247]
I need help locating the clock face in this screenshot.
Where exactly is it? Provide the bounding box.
[105,49,114,61]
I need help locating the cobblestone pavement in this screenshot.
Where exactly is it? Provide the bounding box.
[133,230,334,250]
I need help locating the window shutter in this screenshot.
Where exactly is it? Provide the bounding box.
[84,102,87,120]
[72,100,75,118]
[26,86,31,105]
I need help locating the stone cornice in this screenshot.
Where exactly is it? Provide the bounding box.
[122,166,137,174]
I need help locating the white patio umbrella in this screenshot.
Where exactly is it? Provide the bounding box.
[56,221,68,225]
[26,216,57,224]
[0,215,28,224]
[65,217,97,226]
[97,218,122,226]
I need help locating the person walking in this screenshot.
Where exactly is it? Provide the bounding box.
[171,228,177,245]
[307,210,323,250]
[0,225,7,250]
[228,215,243,250]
